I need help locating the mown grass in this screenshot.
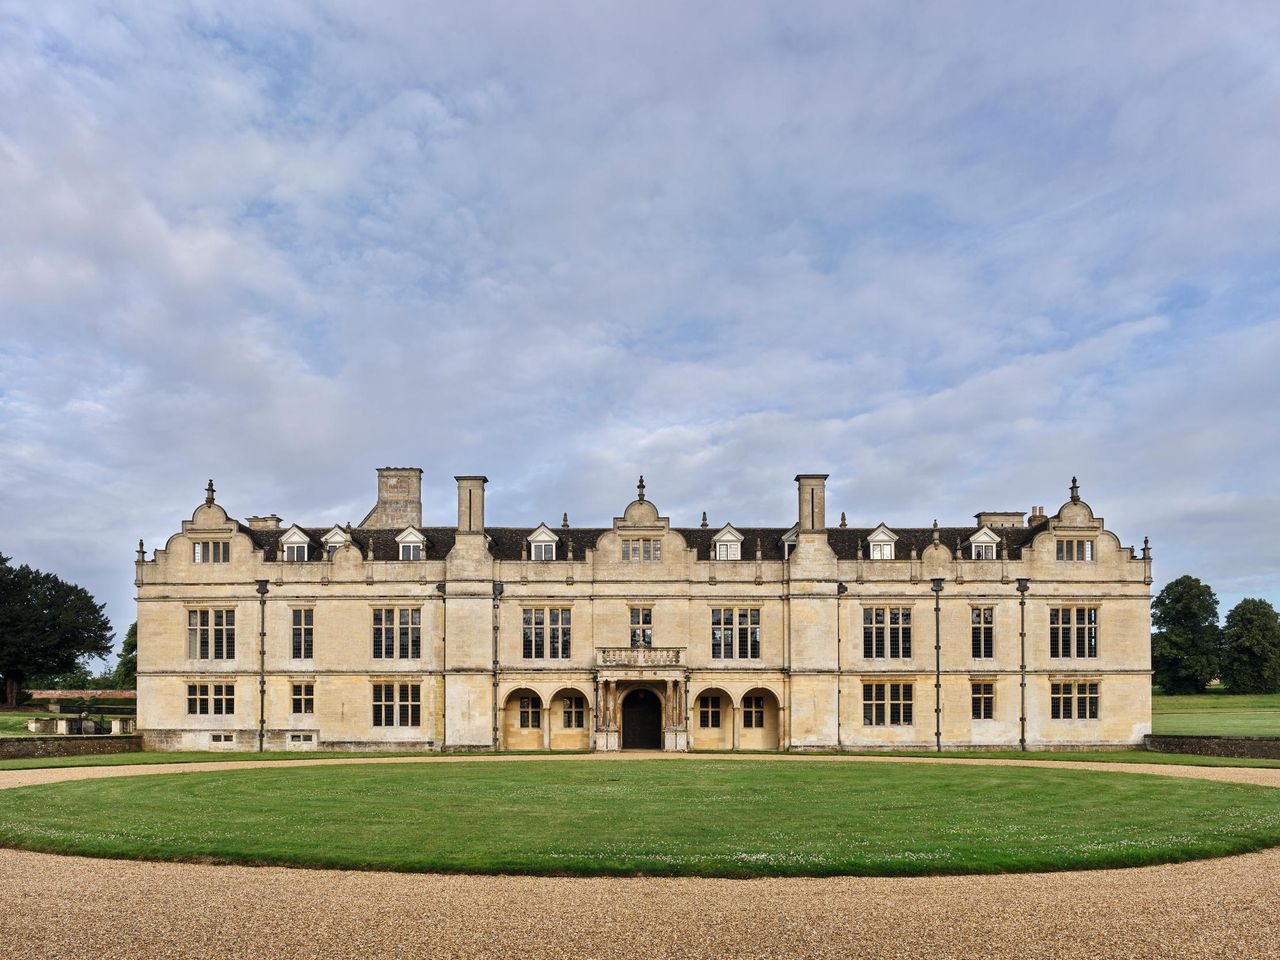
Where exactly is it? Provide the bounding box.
[1153,691,1280,737]
[1,759,1279,877]
[0,714,54,738]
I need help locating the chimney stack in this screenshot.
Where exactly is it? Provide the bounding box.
[359,468,423,528]
[456,476,488,534]
[795,474,829,532]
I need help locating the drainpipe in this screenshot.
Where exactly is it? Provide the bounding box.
[1017,578,1030,752]
[255,579,269,753]
[836,582,848,750]
[436,582,447,751]
[931,577,943,752]
[492,581,503,749]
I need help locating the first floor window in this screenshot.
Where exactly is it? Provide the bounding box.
[971,607,994,659]
[523,608,571,659]
[211,684,234,715]
[630,607,653,647]
[291,683,314,715]
[1050,607,1098,658]
[699,695,721,728]
[743,695,765,728]
[520,695,542,729]
[1051,681,1099,720]
[863,607,912,659]
[711,608,761,659]
[188,609,235,660]
[373,607,421,659]
[971,681,994,720]
[187,683,208,715]
[563,695,585,728]
[372,683,420,727]
[291,608,314,659]
[863,682,913,726]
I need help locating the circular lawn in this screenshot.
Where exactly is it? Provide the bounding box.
[2,759,1279,877]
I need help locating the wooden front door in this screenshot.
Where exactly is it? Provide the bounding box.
[621,688,662,749]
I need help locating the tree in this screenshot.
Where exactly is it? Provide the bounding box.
[0,553,114,707]
[1219,599,1280,694]
[113,622,137,689]
[1151,575,1220,694]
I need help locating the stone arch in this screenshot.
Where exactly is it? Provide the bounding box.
[547,684,594,751]
[500,687,546,751]
[620,685,664,750]
[690,686,734,751]
[739,686,781,751]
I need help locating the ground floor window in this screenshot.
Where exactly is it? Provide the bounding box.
[187,684,208,715]
[291,683,314,715]
[863,682,913,726]
[699,695,721,728]
[373,683,420,727]
[563,695,585,728]
[971,681,994,720]
[1051,681,1099,719]
[189,684,235,716]
[519,695,542,729]
[742,695,765,728]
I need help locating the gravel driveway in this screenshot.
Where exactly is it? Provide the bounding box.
[1,753,1277,959]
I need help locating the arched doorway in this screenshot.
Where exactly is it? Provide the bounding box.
[621,688,662,749]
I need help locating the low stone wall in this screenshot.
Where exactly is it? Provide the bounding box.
[1144,734,1280,760]
[0,735,143,760]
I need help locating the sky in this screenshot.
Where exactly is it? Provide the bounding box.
[2,2,1279,661]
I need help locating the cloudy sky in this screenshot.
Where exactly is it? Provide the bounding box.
[2,2,1278,656]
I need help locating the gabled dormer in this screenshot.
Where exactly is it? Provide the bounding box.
[322,525,351,559]
[711,523,744,560]
[280,525,314,563]
[395,526,426,561]
[526,523,559,561]
[967,526,1001,560]
[867,523,898,560]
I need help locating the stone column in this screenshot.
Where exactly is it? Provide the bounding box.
[732,702,741,750]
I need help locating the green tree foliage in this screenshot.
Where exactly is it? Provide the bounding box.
[1151,575,1220,694]
[113,622,138,689]
[0,552,114,706]
[1219,599,1280,694]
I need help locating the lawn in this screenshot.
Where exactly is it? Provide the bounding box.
[2,759,1279,877]
[1152,691,1280,736]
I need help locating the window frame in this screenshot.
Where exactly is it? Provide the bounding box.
[519,695,542,729]
[620,538,662,562]
[629,606,653,648]
[862,606,913,659]
[372,607,421,660]
[291,608,314,659]
[862,681,913,726]
[742,695,765,728]
[291,682,314,715]
[563,695,585,728]
[522,607,572,659]
[970,606,994,659]
[1049,606,1099,659]
[1051,680,1100,720]
[192,541,230,563]
[372,682,421,727]
[971,681,995,720]
[187,608,236,660]
[698,695,721,729]
[1056,539,1096,562]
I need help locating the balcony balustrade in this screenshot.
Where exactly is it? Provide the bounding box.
[597,646,685,667]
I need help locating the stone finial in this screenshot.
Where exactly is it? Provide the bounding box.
[520,540,528,561]
[205,479,216,505]
[856,537,862,558]
[562,512,570,528]
[1142,536,1151,559]
[637,475,645,502]
[755,538,762,561]
[136,539,145,562]
[1000,535,1007,560]
[839,511,847,529]
[567,539,575,561]
[700,511,708,529]
[932,520,940,544]
[1070,476,1080,503]
[910,545,917,561]
[345,521,352,533]
[956,535,963,557]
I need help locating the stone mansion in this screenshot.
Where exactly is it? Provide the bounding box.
[135,469,1153,752]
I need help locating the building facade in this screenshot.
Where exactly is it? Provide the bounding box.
[136,469,1153,752]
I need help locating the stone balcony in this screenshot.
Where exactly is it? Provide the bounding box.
[597,646,685,667]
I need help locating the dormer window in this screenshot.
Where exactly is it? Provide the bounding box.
[396,528,426,561]
[322,526,351,560]
[284,544,308,562]
[712,524,744,561]
[866,524,898,561]
[527,524,559,561]
[967,526,1001,561]
[971,543,995,560]
[280,526,312,563]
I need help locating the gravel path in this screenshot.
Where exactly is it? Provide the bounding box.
[1,753,1278,959]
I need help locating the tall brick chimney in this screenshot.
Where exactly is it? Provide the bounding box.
[359,467,423,528]
[796,474,829,532]
[455,476,488,534]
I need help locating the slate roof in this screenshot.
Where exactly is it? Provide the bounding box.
[238,523,1044,561]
